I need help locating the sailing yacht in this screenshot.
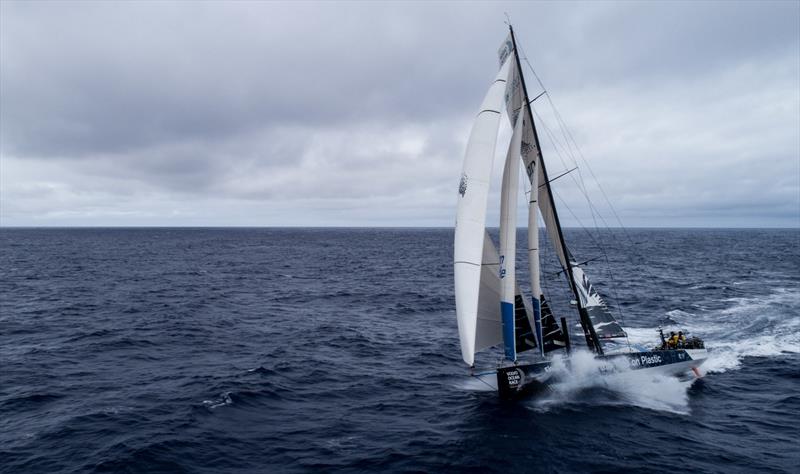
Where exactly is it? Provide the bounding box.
[454,25,708,398]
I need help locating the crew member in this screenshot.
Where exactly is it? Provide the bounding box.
[678,331,686,347]
[667,332,679,349]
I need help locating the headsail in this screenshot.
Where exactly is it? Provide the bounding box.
[454,57,512,366]
[498,111,524,361]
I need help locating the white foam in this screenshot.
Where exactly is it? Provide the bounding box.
[202,391,233,409]
[530,351,695,415]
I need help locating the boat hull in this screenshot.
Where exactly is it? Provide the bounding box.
[491,349,708,399]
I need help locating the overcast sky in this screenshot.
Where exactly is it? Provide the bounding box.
[1,0,798,227]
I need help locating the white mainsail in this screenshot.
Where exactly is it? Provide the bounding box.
[454,57,512,366]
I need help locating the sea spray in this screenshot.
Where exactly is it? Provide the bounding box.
[530,350,694,414]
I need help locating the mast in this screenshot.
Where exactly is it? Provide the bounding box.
[507,25,603,355]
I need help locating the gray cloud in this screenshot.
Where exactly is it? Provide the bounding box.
[1,0,798,227]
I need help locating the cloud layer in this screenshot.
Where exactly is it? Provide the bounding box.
[1,1,798,227]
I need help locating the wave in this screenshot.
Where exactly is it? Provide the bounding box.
[0,392,64,411]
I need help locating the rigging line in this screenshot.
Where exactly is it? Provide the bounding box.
[514,50,636,351]
[513,31,633,348]
[530,105,591,200]
[551,188,605,261]
[548,175,632,343]
[531,106,600,228]
[518,43,647,258]
[514,38,610,220]
[515,42,622,239]
[531,94,634,338]
[473,372,498,391]
[535,90,665,297]
[552,188,631,350]
[514,42,583,181]
[533,113,588,206]
[532,106,604,245]
[537,122,607,252]
[535,128,621,335]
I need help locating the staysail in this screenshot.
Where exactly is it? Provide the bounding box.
[454,57,512,366]
[498,111,523,360]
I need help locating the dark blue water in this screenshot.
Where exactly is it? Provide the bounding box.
[1,228,798,473]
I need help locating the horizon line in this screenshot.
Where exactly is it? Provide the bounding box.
[1,225,798,230]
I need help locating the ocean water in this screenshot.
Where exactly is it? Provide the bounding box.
[1,228,798,473]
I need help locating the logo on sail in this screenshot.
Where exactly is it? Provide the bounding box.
[497,35,514,67]
[521,139,533,157]
[504,74,520,107]
[458,174,468,196]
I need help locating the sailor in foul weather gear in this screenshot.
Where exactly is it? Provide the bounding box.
[667,332,679,349]
[678,331,686,347]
